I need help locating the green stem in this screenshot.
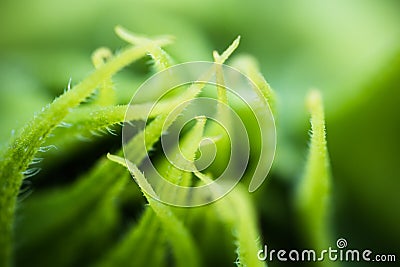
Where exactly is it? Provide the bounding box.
[107,155,201,267]
[295,90,337,267]
[0,40,168,267]
[195,173,266,267]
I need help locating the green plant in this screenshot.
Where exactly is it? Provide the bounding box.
[0,26,334,267]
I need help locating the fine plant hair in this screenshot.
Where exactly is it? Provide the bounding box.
[0,26,335,267]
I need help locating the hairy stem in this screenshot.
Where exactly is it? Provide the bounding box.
[0,38,170,267]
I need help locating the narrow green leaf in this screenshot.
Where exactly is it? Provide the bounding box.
[229,186,266,267]
[97,117,207,266]
[20,172,127,267]
[295,90,333,256]
[115,25,174,72]
[95,206,167,267]
[194,172,266,267]
[46,96,186,151]
[16,156,128,262]
[213,37,241,121]
[213,35,241,65]
[107,154,201,267]
[91,47,117,106]
[154,116,207,205]
[203,36,241,173]
[64,98,182,130]
[0,31,171,266]
[231,55,276,113]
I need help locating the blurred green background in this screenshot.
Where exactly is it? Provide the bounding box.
[1,0,399,266]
